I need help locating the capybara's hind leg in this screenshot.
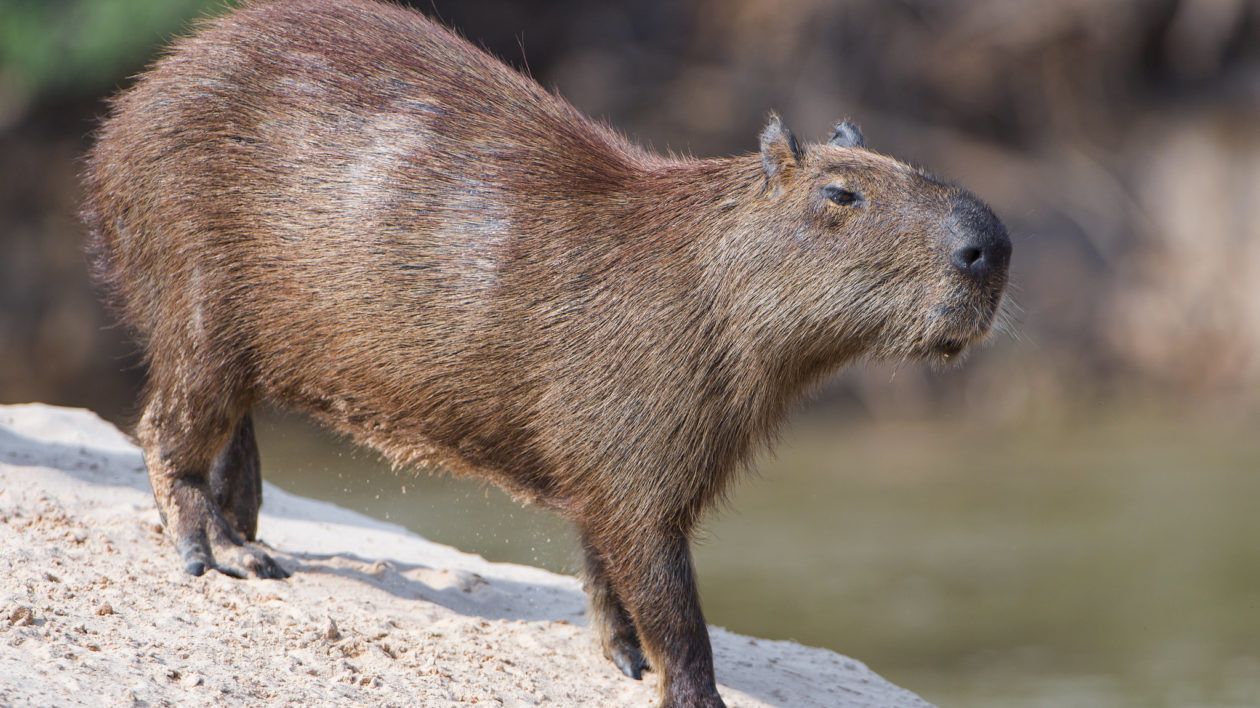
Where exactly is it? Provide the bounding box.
[210,414,262,541]
[139,392,287,579]
[581,531,650,679]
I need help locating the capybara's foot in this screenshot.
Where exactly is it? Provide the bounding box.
[176,534,288,579]
[607,634,650,680]
[165,481,289,579]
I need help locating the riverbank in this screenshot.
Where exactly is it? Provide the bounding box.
[0,403,931,707]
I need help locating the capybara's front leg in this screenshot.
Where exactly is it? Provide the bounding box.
[581,531,650,679]
[139,394,287,579]
[591,524,725,708]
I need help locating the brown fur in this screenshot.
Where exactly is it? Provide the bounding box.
[80,1,1010,706]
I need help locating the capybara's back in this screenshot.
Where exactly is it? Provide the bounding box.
[83,0,647,461]
[82,1,1010,706]
[83,0,657,507]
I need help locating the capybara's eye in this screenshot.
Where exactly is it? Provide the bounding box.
[822,186,862,206]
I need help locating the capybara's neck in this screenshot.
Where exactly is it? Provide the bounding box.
[547,155,850,469]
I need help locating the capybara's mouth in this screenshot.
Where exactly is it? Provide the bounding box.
[923,299,1003,362]
[924,280,1009,361]
[932,338,967,358]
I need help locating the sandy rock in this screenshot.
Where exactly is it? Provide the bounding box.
[0,403,934,707]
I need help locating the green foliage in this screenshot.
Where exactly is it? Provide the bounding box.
[0,0,235,99]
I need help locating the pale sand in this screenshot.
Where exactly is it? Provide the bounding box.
[0,403,933,707]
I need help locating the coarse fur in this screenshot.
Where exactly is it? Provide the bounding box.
[80,1,1011,706]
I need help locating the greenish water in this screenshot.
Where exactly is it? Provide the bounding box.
[256,409,1260,707]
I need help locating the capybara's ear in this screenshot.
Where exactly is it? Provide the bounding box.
[828,120,864,149]
[760,113,803,190]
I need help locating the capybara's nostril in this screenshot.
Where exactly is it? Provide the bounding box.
[952,245,984,273]
[949,195,1011,282]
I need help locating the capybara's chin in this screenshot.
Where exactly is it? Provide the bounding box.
[935,286,1009,361]
[908,292,1008,366]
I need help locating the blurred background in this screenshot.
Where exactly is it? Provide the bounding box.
[3,0,1259,705]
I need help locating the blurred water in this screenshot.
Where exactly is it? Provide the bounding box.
[256,409,1260,707]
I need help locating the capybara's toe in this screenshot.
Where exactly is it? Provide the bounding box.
[207,538,289,580]
[609,641,650,680]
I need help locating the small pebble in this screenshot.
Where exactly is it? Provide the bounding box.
[8,606,35,626]
[324,618,342,641]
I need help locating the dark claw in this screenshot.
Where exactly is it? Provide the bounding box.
[216,563,248,580]
[176,538,212,577]
[255,554,290,579]
[610,642,649,680]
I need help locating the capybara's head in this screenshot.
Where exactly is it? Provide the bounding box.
[731,115,1011,368]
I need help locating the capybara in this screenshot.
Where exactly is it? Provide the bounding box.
[81,0,1011,705]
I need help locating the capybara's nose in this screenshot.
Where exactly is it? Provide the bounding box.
[947,196,1011,282]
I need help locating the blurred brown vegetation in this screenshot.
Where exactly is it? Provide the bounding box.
[3,0,1259,420]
